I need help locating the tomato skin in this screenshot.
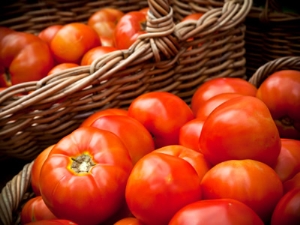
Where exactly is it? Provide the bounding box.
[271,188,300,225]
[201,159,283,223]
[169,199,264,225]
[21,196,56,224]
[114,11,147,49]
[125,146,203,225]
[273,138,300,182]
[199,95,281,167]
[80,46,117,65]
[31,145,54,196]
[191,77,257,115]
[128,91,194,148]
[256,70,300,139]
[47,63,79,75]
[38,25,63,45]
[24,220,78,225]
[50,23,101,64]
[283,171,300,193]
[113,217,145,225]
[39,127,133,225]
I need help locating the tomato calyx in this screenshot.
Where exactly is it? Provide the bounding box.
[1,68,12,86]
[71,154,96,173]
[279,116,294,127]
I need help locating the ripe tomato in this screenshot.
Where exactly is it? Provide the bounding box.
[128,91,194,148]
[283,171,300,193]
[125,145,203,225]
[38,25,63,45]
[24,220,77,225]
[199,95,281,167]
[50,23,101,64]
[256,70,300,139]
[179,118,205,152]
[21,196,56,224]
[81,114,155,165]
[273,138,300,182]
[113,217,144,225]
[191,77,257,115]
[271,188,300,225]
[87,8,124,47]
[201,159,283,223]
[0,29,54,86]
[31,145,54,196]
[169,199,264,225]
[47,63,79,75]
[139,7,149,16]
[39,127,133,225]
[80,46,118,66]
[114,11,147,49]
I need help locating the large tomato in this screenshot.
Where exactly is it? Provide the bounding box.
[271,188,300,225]
[0,27,54,86]
[169,199,264,225]
[80,46,118,66]
[87,8,124,47]
[21,196,56,224]
[256,70,300,139]
[39,127,133,225]
[199,95,281,167]
[50,23,101,64]
[80,114,155,165]
[125,145,203,225]
[114,11,147,49]
[191,77,257,115]
[273,138,300,182]
[38,25,63,46]
[201,159,283,223]
[127,91,194,148]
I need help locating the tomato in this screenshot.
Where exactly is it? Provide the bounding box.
[81,114,155,165]
[21,196,56,224]
[283,171,300,193]
[39,127,133,225]
[191,77,257,115]
[128,91,194,148]
[201,159,283,223]
[139,7,149,16]
[256,70,300,139]
[125,145,203,225]
[31,145,54,196]
[169,199,264,225]
[87,8,124,47]
[47,63,79,75]
[182,13,204,22]
[273,138,300,182]
[199,95,281,167]
[80,46,118,66]
[113,217,145,225]
[24,220,77,225]
[195,93,242,120]
[0,28,54,86]
[271,188,300,225]
[38,25,63,45]
[114,11,147,49]
[50,23,101,64]
[179,118,205,152]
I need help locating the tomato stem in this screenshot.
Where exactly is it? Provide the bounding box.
[71,154,96,174]
[280,116,294,127]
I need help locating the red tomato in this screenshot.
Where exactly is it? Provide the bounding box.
[31,145,54,196]
[273,138,300,182]
[139,7,149,16]
[81,114,155,165]
[195,93,242,119]
[113,217,145,225]
[114,11,147,49]
[256,70,300,139]
[271,188,300,225]
[21,196,56,224]
[47,63,79,75]
[199,95,281,167]
[191,77,257,115]
[128,91,194,148]
[283,171,300,193]
[201,159,283,223]
[50,23,101,64]
[38,25,63,45]
[0,28,54,86]
[39,127,133,225]
[81,46,118,66]
[179,118,205,152]
[24,220,77,225]
[169,199,264,225]
[87,8,124,47]
[126,145,203,225]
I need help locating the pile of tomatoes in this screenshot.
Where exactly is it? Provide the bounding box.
[20,69,300,225]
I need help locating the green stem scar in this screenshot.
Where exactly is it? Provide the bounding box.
[71,154,96,173]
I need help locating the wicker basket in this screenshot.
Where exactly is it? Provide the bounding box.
[244,0,300,78]
[0,0,252,161]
